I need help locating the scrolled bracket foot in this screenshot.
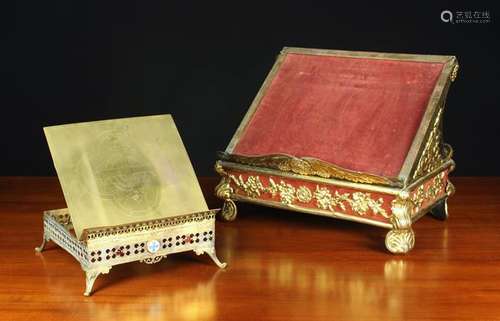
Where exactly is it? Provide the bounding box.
[220,199,237,222]
[214,162,238,222]
[83,266,111,296]
[35,234,49,253]
[207,248,227,269]
[430,199,449,221]
[429,179,454,221]
[387,192,415,254]
[194,248,227,269]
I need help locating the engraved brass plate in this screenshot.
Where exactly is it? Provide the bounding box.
[44,115,208,239]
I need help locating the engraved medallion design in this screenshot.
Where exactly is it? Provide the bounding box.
[91,127,161,217]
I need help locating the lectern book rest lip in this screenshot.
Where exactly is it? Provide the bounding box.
[215,47,458,254]
[36,115,226,296]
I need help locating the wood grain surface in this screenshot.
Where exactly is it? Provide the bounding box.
[0,177,499,321]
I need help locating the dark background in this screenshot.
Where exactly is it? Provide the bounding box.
[2,2,499,176]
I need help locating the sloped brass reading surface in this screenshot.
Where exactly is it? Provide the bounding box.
[44,115,208,239]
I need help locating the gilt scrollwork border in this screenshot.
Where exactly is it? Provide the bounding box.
[409,171,447,214]
[225,172,391,219]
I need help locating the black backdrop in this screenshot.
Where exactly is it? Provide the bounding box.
[2,1,499,176]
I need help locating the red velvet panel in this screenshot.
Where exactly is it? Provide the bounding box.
[233,54,444,178]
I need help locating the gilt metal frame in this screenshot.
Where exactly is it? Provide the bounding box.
[35,208,226,296]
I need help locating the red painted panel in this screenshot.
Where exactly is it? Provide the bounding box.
[226,168,395,223]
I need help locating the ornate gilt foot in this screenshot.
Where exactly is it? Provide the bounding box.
[83,266,111,296]
[386,192,415,254]
[385,229,415,254]
[194,248,227,269]
[430,180,453,220]
[35,234,49,253]
[206,248,227,269]
[430,199,448,220]
[214,161,238,222]
[220,199,237,222]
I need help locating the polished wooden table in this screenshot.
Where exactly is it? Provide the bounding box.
[0,177,499,321]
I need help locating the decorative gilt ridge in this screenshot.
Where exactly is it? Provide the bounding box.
[81,210,218,241]
[411,107,453,180]
[218,152,398,186]
[450,63,459,82]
